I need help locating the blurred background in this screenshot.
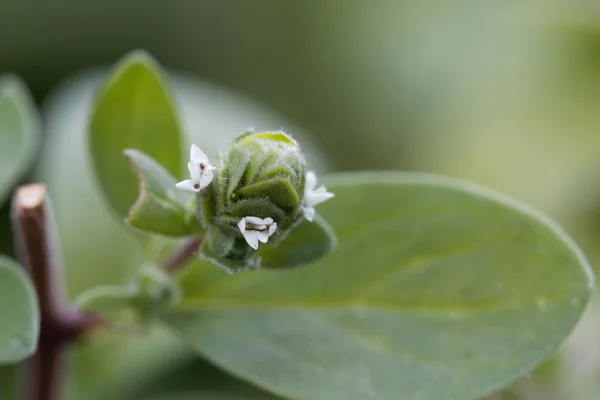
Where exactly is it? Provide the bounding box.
[2,1,600,399]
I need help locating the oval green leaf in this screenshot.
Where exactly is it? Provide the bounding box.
[258,215,336,269]
[124,149,200,237]
[0,256,39,365]
[89,50,183,217]
[0,75,40,205]
[161,172,593,400]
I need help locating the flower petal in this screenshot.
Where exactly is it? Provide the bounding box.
[245,216,268,226]
[190,144,210,163]
[268,222,277,235]
[200,170,214,189]
[237,217,247,234]
[176,179,201,192]
[305,171,317,192]
[256,230,270,244]
[306,187,335,206]
[302,206,316,221]
[188,161,201,181]
[242,230,259,250]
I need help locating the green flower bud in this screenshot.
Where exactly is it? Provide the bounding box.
[202,131,306,270]
[175,129,334,273]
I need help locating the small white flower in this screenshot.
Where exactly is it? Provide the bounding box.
[301,171,334,222]
[237,216,277,250]
[176,144,215,192]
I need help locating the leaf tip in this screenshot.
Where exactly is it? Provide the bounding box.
[0,73,26,94]
[0,73,39,126]
[123,148,138,159]
[115,49,162,76]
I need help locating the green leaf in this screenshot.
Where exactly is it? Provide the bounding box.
[0,75,40,205]
[161,172,593,400]
[124,149,200,237]
[257,215,336,269]
[115,357,281,400]
[89,50,183,218]
[140,394,262,400]
[0,365,18,400]
[0,256,39,365]
[73,283,139,325]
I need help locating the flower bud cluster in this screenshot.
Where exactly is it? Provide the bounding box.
[176,130,334,272]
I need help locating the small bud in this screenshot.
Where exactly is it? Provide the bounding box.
[130,265,181,321]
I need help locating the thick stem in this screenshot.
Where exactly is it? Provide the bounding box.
[22,342,62,400]
[162,236,202,274]
[11,184,100,400]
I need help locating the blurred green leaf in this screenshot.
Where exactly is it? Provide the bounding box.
[161,172,592,400]
[117,357,280,400]
[0,256,39,365]
[89,50,183,218]
[76,265,180,326]
[0,365,17,400]
[493,295,600,400]
[124,149,199,237]
[74,283,138,325]
[141,395,267,400]
[0,75,40,205]
[257,215,336,269]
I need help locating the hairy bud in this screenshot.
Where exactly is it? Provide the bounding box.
[175,129,334,273]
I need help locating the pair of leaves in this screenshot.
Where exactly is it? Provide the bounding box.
[0,256,39,365]
[0,75,40,205]
[159,172,593,400]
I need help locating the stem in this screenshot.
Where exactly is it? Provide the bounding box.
[22,344,61,400]
[11,184,100,400]
[162,236,202,274]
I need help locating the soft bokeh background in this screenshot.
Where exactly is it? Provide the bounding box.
[2,2,600,399]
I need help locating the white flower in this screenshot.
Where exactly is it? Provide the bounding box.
[237,216,277,250]
[301,171,335,221]
[176,144,215,192]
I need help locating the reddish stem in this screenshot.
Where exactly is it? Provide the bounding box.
[11,184,100,400]
[162,236,202,274]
